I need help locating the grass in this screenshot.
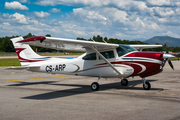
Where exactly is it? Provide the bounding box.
[0,53,80,67]
[171,57,180,61]
[0,58,21,67]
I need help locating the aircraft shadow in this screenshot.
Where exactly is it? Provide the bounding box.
[7,79,164,100]
[8,81,57,86]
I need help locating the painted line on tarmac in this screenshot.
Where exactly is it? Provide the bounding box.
[165,65,180,67]
[0,75,74,83]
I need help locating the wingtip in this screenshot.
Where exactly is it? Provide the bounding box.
[16,36,46,43]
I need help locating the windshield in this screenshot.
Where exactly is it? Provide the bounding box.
[116,45,137,57]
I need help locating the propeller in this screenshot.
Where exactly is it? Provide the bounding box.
[160,39,175,70]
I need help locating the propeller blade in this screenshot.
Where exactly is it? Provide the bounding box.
[168,60,174,70]
[161,58,167,69]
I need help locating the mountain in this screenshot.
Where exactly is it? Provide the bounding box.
[144,36,180,47]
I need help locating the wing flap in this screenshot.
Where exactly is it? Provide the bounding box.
[129,45,162,49]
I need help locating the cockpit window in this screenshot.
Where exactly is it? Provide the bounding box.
[99,50,114,60]
[116,45,137,57]
[82,53,96,60]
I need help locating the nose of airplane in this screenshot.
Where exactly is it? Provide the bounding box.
[163,53,175,60]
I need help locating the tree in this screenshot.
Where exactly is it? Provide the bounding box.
[93,35,103,42]
[23,33,34,39]
[0,36,15,52]
[104,37,108,42]
[77,37,86,40]
[45,34,51,37]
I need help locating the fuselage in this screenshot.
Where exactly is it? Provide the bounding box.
[28,45,163,79]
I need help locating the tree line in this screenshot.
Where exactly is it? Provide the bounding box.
[0,33,180,53]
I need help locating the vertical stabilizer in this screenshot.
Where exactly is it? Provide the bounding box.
[11,36,43,66]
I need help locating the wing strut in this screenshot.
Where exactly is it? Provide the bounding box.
[91,46,122,77]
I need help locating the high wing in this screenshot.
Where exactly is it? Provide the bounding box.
[17,36,162,52]
[17,36,119,52]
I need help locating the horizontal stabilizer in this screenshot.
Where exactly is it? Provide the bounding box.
[7,65,40,70]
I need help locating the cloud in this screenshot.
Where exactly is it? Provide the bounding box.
[20,0,28,3]
[0,12,39,25]
[73,8,107,21]
[35,0,101,6]
[1,0,180,40]
[34,11,50,18]
[49,8,61,13]
[0,12,51,36]
[3,22,11,26]
[175,8,180,15]
[153,7,175,17]
[146,0,173,7]
[5,1,29,11]
[11,12,29,24]
[166,31,180,38]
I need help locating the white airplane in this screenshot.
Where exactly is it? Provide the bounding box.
[9,36,175,91]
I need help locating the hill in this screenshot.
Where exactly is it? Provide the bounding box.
[144,36,180,47]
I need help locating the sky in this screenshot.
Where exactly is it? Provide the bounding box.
[0,0,180,40]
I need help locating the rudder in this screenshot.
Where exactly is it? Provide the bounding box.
[11,36,43,66]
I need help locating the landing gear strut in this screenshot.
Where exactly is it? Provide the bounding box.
[91,77,100,91]
[142,78,151,90]
[121,79,128,86]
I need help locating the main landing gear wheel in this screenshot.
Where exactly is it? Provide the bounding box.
[121,79,128,86]
[143,81,151,90]
[91,82,99,91]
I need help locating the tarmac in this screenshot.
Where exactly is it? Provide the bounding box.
[0,61,180,120]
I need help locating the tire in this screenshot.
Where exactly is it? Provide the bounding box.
[143,81,151,90]
[91,82,99,91]
[121,79,128,86]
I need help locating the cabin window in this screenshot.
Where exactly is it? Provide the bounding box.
[116,45,137,57]
[82,53,96,60]
[99,50,114,60]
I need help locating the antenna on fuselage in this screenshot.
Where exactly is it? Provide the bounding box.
[166,34,168,53]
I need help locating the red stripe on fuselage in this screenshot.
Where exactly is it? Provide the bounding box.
[95,61,161,77]
[125,52,163,61]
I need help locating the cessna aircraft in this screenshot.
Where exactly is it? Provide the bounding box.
[9,36,175,91]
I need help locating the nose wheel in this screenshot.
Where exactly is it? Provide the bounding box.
[91,77,100,91]
[142,78,151,90]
